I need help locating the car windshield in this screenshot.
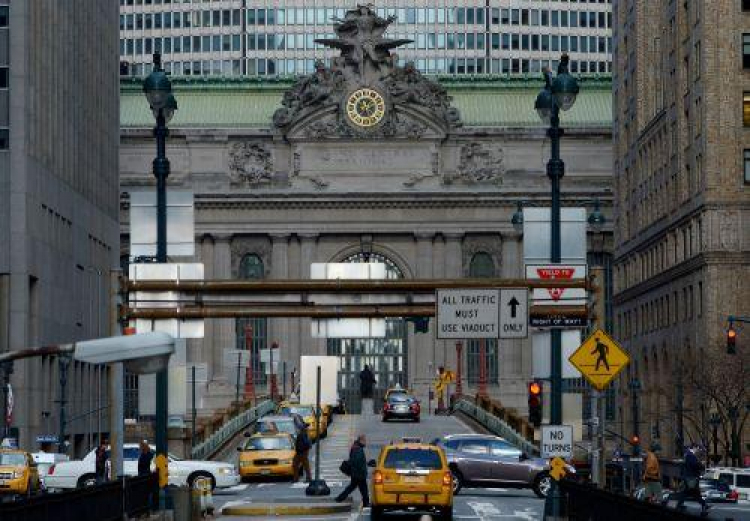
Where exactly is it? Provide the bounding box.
[281,406,313,416]
[383,449,442,470]
[258,420,296,435]
[0,453,25,466]
[388,395,415,403]
[244,437,292,451]
[737,475,750,487]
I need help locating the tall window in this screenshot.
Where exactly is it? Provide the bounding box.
[467,252,499,384]
[744,34,750,68]
[744,92,750,126]
[236,254,267,384]
[744,149,750,184]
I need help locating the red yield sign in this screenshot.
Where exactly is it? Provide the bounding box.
[525,264,587,306]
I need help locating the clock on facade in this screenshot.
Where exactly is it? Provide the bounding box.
[345,88,386,128]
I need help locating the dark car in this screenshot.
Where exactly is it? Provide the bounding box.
[435,434,573,498]
[699,479,739,503]
[382,393,421,422]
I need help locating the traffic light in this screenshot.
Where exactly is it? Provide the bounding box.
[630,434,641,455]
[528,381,542,427]
[727,325,737,355]
[412,317,430,334]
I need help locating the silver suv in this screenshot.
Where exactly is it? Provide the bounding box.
[434,434,562,498]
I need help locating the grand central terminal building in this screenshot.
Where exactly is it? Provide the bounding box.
[119,8,613,423]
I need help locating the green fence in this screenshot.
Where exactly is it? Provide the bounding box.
[191,400,275,460]
[454,398,539,455]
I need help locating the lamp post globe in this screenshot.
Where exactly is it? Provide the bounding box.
[162,94,178,124]
[587,199,606,233]
[551,54,579,111]
[142,54,172,111]
[534,84,554,125]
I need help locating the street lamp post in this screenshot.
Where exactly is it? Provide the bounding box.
[0,361,12,438]
[534,54,579,428]
[57,354,71,454]
[535,54,579,518]
[143,51,177,508]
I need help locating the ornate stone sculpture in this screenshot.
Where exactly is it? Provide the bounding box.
[271,4,461,134]
[447,143,505,185]
[228,142,273,185]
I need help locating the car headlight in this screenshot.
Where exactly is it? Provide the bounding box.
[280,459,292,465]
[239,461,251,467]
[13,470,24,479]
[218,467,233,475]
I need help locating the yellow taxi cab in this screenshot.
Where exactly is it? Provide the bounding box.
[0,449,40,497]
[277,403,327,441]
[371,437,453,520]
[237,433,295,481]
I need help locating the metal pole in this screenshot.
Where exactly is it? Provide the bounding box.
[548,100,564,427]
[58,354,71,454]
[591,389,600,486]
[478,339,487,398]
[270,342,277,401]
[305,365,330,496]
[599,391,606,488]
[455,342,463,397]
[675,368,684,457]
[282,361,287,398]
[109,269,124,481]
[235,351,241,404]
[1,362,11,438]
[151,53,171,508]
[191,365,196,450]
[244,325,254,403]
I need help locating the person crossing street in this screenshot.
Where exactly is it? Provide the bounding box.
[335,434,370,507]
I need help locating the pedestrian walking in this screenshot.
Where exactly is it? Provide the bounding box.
[335,434,370,507]
[95,439,109,484]
[675,445,709,516]
[359,365,376,399]
[138,440,155,476]
[293,422,312,482]
[642,441,662,503]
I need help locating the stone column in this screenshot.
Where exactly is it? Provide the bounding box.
[298,234,320,362]
[212,234,233,382]
[413,232,435,402]
[433,236,447,368]
[443,233,464,382]
[191,235,213,369]
[501,232,525,396]
[270,234,291,375]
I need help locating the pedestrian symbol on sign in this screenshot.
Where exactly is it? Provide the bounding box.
[591,335,610,371]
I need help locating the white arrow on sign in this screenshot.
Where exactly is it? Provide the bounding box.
[499,288,529,339]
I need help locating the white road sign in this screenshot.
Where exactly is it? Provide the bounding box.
[541,425,574,459]
[525,264,587,306]
[436,289,499,339]
[499,288,528,339]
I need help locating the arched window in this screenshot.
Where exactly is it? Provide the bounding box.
[467,252,498,385]
[236,254,267,385]
[326,252,407,413]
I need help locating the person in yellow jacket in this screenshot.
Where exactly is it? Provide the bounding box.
[643,441,663,503]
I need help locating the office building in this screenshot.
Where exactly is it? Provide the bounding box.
[612,0,750,460]
[0,2,120,453]
[119,0,612,77]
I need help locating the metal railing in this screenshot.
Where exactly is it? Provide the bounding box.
[0,474,157,521]
[453,398,539,455]
[561,478,705,520]
[191,399,274,460]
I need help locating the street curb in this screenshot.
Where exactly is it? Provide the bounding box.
[221,500,352,516]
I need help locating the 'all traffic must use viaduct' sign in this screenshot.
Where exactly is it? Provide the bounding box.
[436,288,528,340]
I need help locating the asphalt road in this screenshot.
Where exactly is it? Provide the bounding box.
[214,409,545,520]
[213,410,750,520]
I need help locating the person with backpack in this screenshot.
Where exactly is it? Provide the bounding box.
[293,423,312,482]
[335,434,370,507]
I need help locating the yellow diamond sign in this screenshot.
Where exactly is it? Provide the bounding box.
[568,329,630,391]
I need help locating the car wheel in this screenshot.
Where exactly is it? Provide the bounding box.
[414,416,421,423]
[381,415,388,422]
[77,474,98,488]
[450,467,464,495]
[533,473,553,498]
[188,471,215,491]
[438,506,453,520]
[370,506,384,520]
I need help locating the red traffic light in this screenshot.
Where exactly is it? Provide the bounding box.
[529,381,542,396]
[630,435,640,445]
[727,326,737,354]
[728,328,737,340]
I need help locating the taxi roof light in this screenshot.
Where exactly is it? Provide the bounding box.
[402,437,422,443]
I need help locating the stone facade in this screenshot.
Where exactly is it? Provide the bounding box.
[121,7,614,424]
[0,2,120,454]
[613,0,750,460]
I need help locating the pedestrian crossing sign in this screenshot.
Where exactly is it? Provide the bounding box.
[568,329,630,390]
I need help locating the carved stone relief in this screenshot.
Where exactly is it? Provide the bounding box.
[228,142,273,186]
[462,236,503,277]
[230,237,272,278]
[445,142,505,185]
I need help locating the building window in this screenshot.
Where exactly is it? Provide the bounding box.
[744,92,750,126]
[744,0,750,12]
[467,252,498,385]
[0,129,8,150]
[745,150,750,183]
[236,254,268,385]
[744,34,750,68]
[0,6,7,27]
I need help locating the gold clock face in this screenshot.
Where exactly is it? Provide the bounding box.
[345,88,386,127]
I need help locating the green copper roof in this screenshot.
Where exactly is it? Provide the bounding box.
[121,75,612,130]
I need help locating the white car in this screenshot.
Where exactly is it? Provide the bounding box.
[44,444,239,490]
